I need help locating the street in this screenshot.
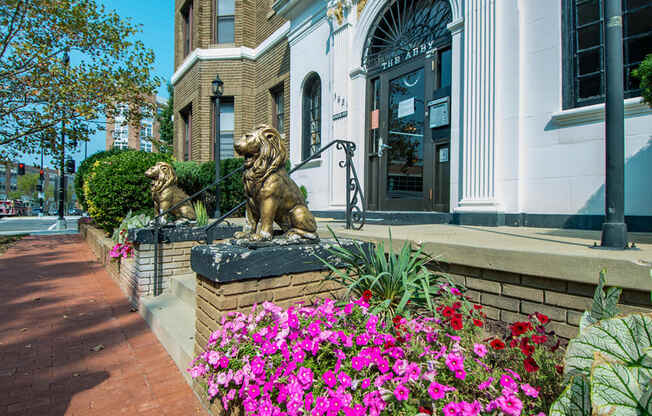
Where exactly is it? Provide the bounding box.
[0,216,81,235]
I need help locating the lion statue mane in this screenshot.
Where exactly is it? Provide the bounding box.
[234,124,318,241]
[145,161,196,222]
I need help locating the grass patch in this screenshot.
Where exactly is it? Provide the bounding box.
[0,234,26,256]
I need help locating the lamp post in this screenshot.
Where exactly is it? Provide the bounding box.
[211,74,224,218]
[56,50,70,230]
[600,0,628,248]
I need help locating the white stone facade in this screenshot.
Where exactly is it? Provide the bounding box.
[273,0,651,221]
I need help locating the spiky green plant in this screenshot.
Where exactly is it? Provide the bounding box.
[194,200,208,227]
[315,227,457,325]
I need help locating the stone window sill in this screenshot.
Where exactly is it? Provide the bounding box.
[551,97,651,127]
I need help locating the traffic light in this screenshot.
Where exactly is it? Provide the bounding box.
[18,163,25,175]
[39,169,44,180]
[65,159,75,174]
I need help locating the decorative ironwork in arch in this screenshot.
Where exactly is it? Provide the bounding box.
[362,0,452,71]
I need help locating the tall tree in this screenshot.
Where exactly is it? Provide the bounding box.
[16,172,38,199]
[0,0,160,159]
[156,83,174,154]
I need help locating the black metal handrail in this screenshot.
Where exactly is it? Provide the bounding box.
[151,139,366,294]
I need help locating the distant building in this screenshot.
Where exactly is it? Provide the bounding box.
[105,95,166,152]
[0,161,74,213]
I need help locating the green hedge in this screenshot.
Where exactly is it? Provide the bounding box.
[74,148,125,211]
[84,150,172,233]
[173,158,245,217]
[633,54,652,107]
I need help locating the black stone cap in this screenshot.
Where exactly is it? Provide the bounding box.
[129,223,241,244]
[191,239,374,283]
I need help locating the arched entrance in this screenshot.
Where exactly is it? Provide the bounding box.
[363,0,453,212]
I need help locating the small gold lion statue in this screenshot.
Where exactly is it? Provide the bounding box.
[145,162,196,222]
[234,125,318,241]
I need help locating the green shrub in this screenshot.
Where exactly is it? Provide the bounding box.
[84,150,171,233]
[192,158,245,217]
[632,54,652,107]
[74,148,125,211]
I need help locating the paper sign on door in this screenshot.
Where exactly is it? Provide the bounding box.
[370,109,379,129]
[398,97,415,118]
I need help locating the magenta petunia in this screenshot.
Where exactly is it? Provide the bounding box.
[428,382,447,400]
[322,369,337,388]
[394,384,409,401]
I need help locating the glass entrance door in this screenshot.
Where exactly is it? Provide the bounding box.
[379,60,434,211]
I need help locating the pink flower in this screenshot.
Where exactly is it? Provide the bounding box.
[473,343,488,358]
[218,356,229,368]
[454,369,466,380]
[207,351,219,366]
[442,402,460,416]
[322,369,337,388]
[251,356,265,375]
[394,384,409,401]
[247,384,259,399]
[521,383,539,398]
[428,382,447,400]
[450,287,462,296]
[500,374,518,391]
[337,371,352,388]
[355,333,370,346]
[496,394,523,416]
[478,377,494,390]
[297,366,313,387]
[360,378,371,389]
[445,352,464,372]
[392,359,408,375]
[351,356,366,371]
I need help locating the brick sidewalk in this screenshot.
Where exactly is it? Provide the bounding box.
[0,235,209,416]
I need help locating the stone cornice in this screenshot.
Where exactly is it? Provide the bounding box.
[171,22,291,85]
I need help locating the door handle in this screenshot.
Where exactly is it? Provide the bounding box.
[377,136,391,158]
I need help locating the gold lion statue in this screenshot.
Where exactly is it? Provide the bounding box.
[234,125,318,241]
[145,162,196,222]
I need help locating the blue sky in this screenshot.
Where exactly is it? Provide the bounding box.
[24,0,174,168]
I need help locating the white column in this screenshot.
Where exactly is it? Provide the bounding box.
[447,17,464,211]
[457,0,502,212]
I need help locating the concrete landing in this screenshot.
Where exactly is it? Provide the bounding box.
[318,222,652,293]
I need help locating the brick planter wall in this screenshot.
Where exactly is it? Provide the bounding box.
[439,263,652,339]
[80,223,199,305]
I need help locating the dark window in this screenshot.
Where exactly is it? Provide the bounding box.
[216,0,235,44]
[272,86,285,134]
[181,1,193,57]
[302,74,321,160]
[181,106,192,161]
[564,0,652,108]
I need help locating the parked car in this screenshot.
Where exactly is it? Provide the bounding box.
[69,208,82,216]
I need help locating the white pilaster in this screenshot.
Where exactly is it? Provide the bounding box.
[457,0,502,212]
[447,17,464,211]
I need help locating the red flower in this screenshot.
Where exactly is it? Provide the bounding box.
[551,339,561,352]
[535,312,549,324]
[450,317,463,330]
[531,335,547,345]
[473,319,484,328]
[555,364,564,375]
[519,338,535,356]
[510,321,533,337]
[362,290,372,301]
[490,339,505,350]
[473,304,483,310]
[418,407,432,415]
[441,307,455,318]
[452,301,462,310]
[523,357,540,373]
[393,315,403,325]
[509,338,519,348]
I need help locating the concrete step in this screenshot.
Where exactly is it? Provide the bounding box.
[169,274,196,309]
[139,294,196,384]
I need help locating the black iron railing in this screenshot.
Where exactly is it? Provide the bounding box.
[151,139,366,293]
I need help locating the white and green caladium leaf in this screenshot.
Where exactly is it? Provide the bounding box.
[590,357,652,416]
[549,375,591,416]
[564,313,652,380]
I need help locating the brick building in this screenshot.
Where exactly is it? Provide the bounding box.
[105,95,166,153]
[171,0,290,162]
